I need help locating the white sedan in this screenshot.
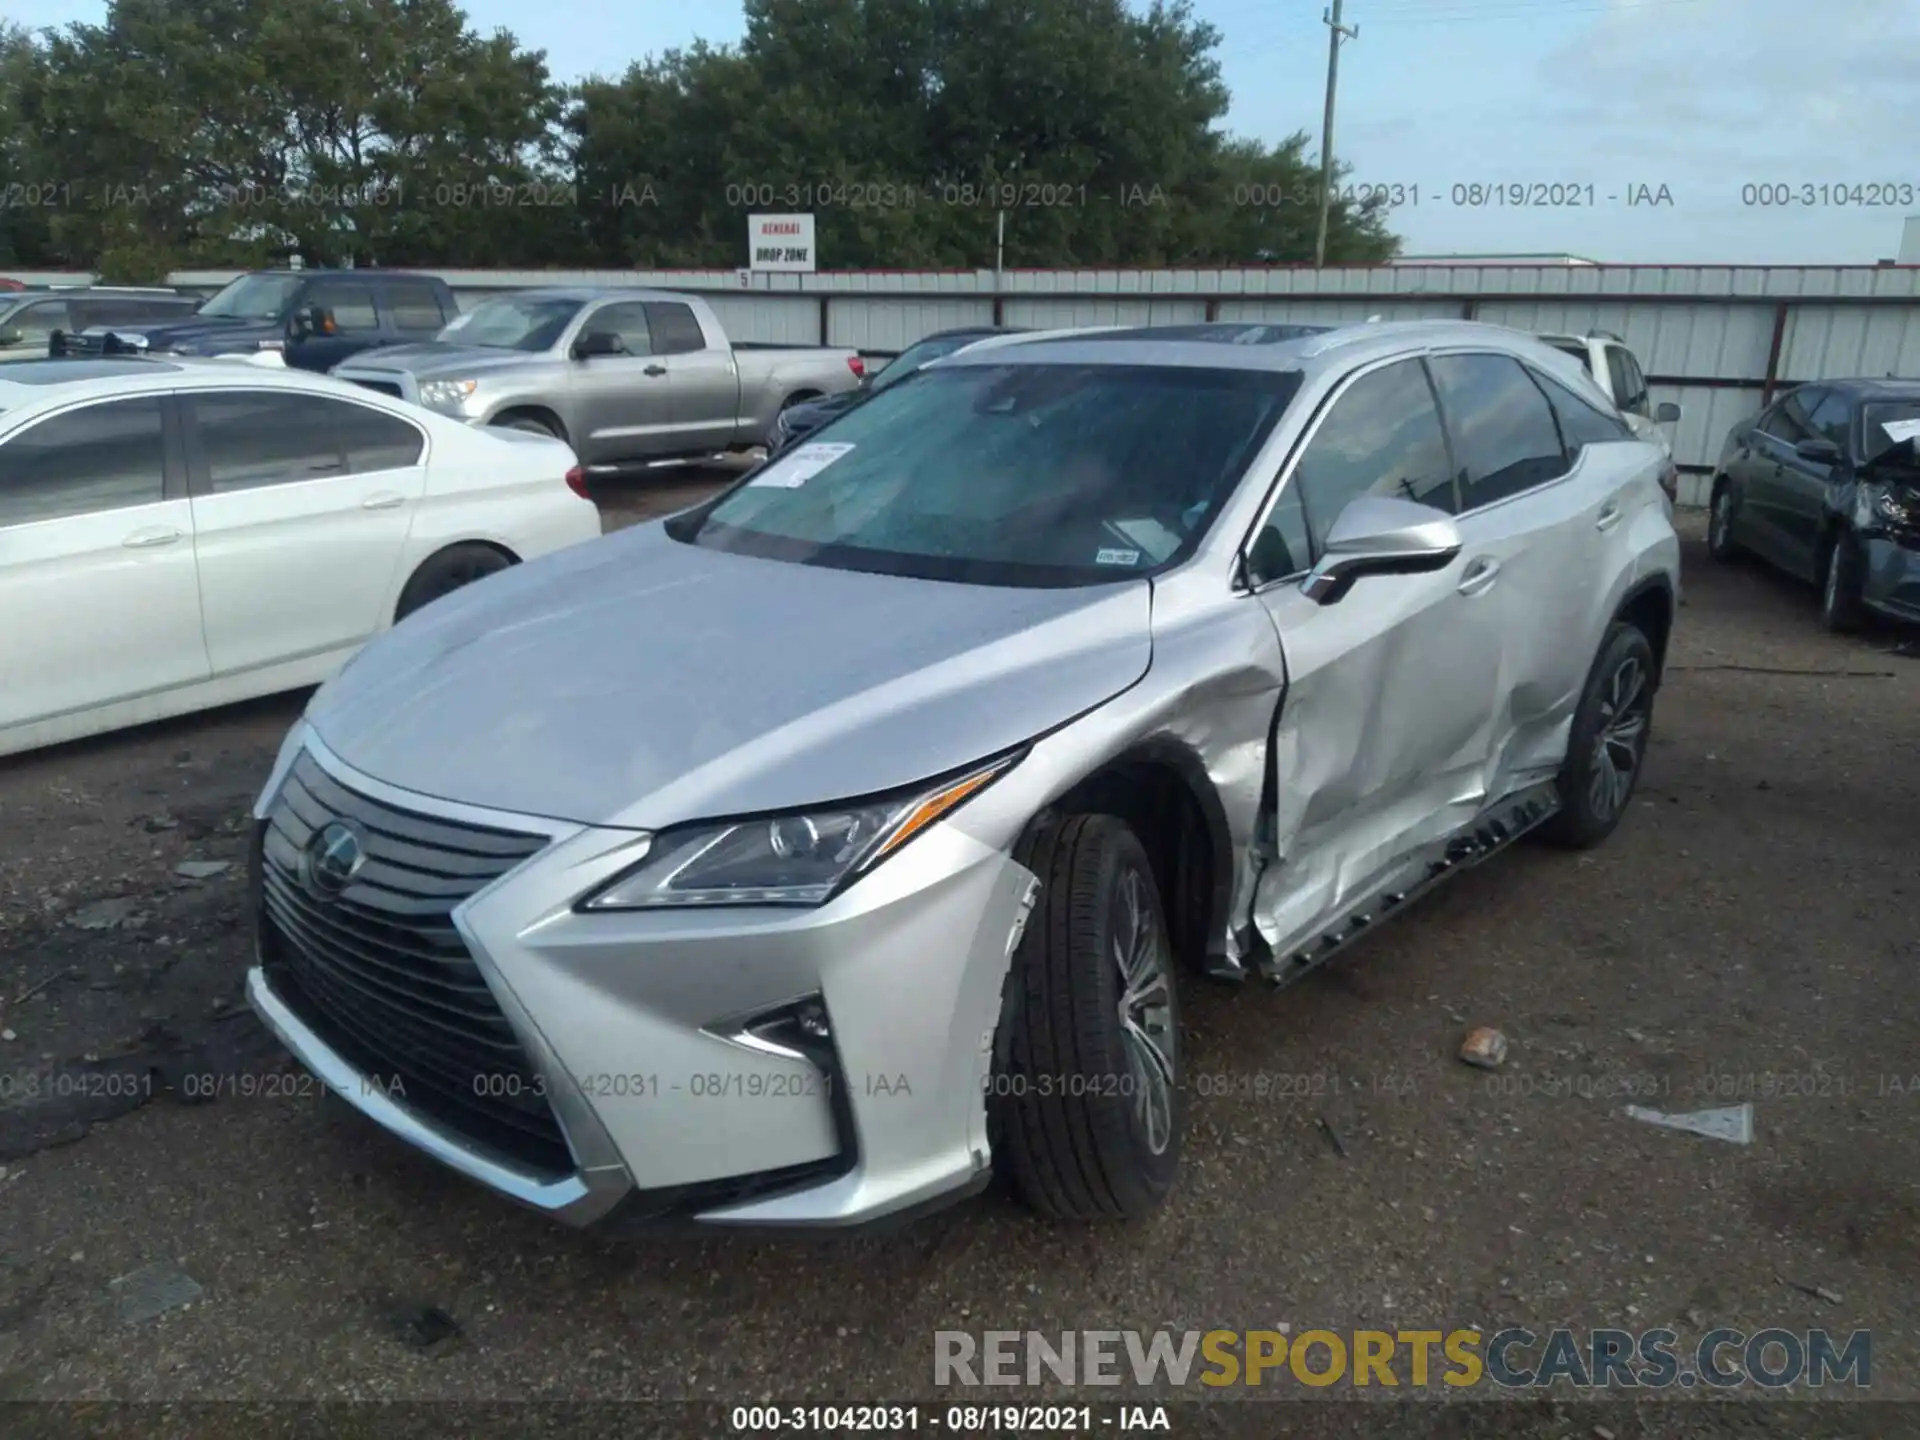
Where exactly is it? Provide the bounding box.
[0,356,603,758]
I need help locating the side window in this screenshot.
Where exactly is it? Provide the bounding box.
[584,302,651,355]
[388,280,449,334]
[1760,387,1820,444]
[333,400,425,472]
[75,299,149,328]
[1604,347,1635,410]
[1252,359,1454,579]
[305,281,378,332]
[1614,349,1650,415]
[1429,353,1570,511]
[643,302,708,355]
[0,397,167,528]
[1533,369,1634,450]
[191,392,350,492]
[1805,390,1853,451]
[8,300,71,344]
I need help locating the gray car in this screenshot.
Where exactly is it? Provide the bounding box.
[332,288,864,472]
[247,319,1681,1231]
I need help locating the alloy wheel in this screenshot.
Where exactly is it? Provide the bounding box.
[1711,493,1730,551]
[1112,864,1176,1156]
[1588,654,1649,822]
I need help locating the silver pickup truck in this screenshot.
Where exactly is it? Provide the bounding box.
[333,288,865,469]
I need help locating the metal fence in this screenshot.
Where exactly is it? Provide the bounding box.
[21,262,1920,506]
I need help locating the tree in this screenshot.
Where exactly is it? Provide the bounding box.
[565,0,1398,268]
[24,0,567,272]
[0,25,63,269]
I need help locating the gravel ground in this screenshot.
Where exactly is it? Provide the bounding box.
[1,492,1916,1435]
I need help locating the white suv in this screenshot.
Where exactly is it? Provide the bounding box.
[1538,331,1682,499]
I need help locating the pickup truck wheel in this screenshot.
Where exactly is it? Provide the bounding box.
[1540,623,1655,850]
[1819,531,1868,633]
[990,813,1182,1220]
[395,544,514,621]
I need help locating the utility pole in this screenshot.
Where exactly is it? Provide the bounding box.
[1314,0,1359,270]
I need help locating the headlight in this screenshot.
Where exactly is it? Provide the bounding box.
[419,378,478,409]
[577,755,1019,911]
[1856,483,1914,530]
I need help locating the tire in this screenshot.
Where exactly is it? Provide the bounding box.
[494,414,562,440]
[1707,482,1742,562]
[990,813,1182,1220]
[1819,530,1868,633]
[394,544,514,621]
[1539,622,1657,850]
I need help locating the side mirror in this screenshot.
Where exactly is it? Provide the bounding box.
[572,331,625,360]
[1299,495,1463,606]
[0,327,21,348]
[1795,436,1841,466]
[1656,402,1682,424]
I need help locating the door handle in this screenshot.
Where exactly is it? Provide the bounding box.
[121,526,182,549]
[361,492,405,511]
[644,364,667,377]
[1457,556,1500,597]
[1596,500,1625,532]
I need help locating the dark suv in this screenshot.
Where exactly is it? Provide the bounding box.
[54,269,459,371]
[0,287,198,363]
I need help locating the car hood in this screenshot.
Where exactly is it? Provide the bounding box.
[304,523,1153,830]
[82,316,256,347]
[341,343,550,380]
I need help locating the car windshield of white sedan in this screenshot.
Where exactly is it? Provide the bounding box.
[437,296,583,351]
[682,363,1302,587]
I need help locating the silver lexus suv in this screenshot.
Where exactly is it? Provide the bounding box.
[246,320,1681,1231]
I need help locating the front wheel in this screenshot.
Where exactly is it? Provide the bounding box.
[1707,483,1742,562]
[990,813,1182,1220]
[1819,531,1868,633]
[1540,623,1656,849]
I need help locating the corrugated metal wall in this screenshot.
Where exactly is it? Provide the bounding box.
[24,263,1920,506]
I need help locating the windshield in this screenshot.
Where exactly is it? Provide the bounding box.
[1862,401,1920,463]
[869,334,990,392]
[676,362,1301,587]
[436,295,583,351]
[197,274,305,321]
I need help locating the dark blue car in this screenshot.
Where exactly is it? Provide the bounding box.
[54,269,459,372]
[766,326,1026,454]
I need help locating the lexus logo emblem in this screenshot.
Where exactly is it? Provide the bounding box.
[303,821,366,898]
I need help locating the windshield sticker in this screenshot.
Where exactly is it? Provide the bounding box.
[1108,517,1182,560]
[1881,418,1920,445]
[1095,547,1142,567]
[749,441,856,489]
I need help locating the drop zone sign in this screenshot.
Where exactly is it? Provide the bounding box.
[748,213,817,272]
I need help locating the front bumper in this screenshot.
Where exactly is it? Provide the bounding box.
[248,727,1037,1229]
[1862,533,1920,623]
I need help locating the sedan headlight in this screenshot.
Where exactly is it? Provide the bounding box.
[578,755,1019,911]
[419,378,478,409]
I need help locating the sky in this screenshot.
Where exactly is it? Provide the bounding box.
[11,0,1919,265]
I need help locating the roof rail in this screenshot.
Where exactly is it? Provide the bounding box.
[1585,328,1624,343]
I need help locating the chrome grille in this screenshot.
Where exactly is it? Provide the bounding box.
[256,751,573,1174]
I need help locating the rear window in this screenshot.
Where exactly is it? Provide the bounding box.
[676,363,1302,587]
